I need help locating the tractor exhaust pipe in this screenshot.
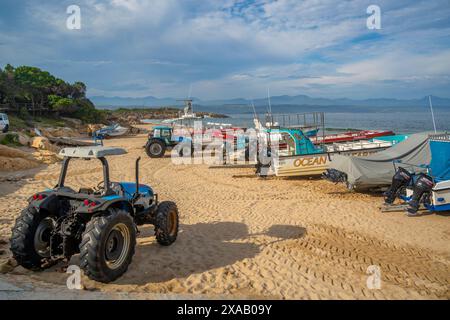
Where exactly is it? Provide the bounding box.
[135,157,141,197]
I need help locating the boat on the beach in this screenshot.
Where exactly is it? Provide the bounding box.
[95,123,129,138]
[381,133,450,215]
[322,131,438,190]
[270,134,397,177]
[256,112,407,177]
[310,129,395,144]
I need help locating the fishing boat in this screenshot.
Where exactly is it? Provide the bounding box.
[323,96,444,189]
[95,123,129,138]
[162,99,203,124]
[271,132,396,177]
[380,133,450,216]
[310,130,395,144]
[256,112,407,177]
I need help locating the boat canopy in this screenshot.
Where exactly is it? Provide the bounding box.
[328,132,436,189]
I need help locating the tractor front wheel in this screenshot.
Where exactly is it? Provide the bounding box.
[10,207,56,270]
[79,208,136,283]
[145,139,166,158]
[155,201,179,246]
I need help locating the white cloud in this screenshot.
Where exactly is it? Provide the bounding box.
[298,49,450,89]
[1,0,449,99]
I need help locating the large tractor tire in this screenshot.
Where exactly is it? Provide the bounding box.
[154,201,179,246]
[10,207,56,270]
[145,139,166,158]
[79,208,136,283]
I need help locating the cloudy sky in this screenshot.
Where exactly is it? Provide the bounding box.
[0,0,449,99]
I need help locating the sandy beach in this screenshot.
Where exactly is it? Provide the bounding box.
[0,127,449,300]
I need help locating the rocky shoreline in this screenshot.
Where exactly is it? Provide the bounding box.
[0,106,225,172]
[0,115,147,172]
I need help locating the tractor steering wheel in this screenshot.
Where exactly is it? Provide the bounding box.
[95,181,105,192]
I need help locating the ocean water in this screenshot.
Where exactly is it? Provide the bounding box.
[211,110,450,134]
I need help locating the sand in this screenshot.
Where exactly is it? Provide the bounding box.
[0,129,449,300]
[0,145,41,171]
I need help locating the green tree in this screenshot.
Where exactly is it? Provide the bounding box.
[71,81,86,99]
[2,64,102,123]
[48,95,77,114]
[74,98,105,123]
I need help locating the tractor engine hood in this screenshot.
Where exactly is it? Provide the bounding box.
[118,182,154,200]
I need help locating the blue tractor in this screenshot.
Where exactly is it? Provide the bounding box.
[10,146,179,283]
[145,125,192,158]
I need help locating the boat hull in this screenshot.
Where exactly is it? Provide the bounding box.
[311,130,395,144]
[106,130,128,137]
[273,147,387,177]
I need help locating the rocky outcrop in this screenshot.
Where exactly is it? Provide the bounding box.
[37,127,80,138]
[86,124,103,136]
[0,145,41,171]
[30,136,61,153]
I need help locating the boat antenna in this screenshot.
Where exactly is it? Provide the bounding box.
[267,87,272,115]
[251,99,257,119]
[428,95,437,133]
[188,83,192,99]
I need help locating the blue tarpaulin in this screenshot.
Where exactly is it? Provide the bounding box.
[429,135,450,181]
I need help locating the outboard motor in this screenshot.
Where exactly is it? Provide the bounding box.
[383,167,413,204]
[407,173,434,214]
[322,169,348,184]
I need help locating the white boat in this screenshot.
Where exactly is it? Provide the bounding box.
[272,140,393,177]
[96,124,129,137]
[255,112,405,177]
[162,99,203,124]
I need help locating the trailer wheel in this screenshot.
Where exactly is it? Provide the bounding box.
[79,208,136,283]
[155,201,179,246]
[10,207,56,270]
[145,139,166,158]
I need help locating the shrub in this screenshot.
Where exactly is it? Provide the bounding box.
[73,99,106,123]
[0,133,21,146]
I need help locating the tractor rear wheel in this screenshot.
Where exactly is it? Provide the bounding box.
[79,208,136,283]
[155,201,179,246]
[10,207,56,270]
[145,139,166,158]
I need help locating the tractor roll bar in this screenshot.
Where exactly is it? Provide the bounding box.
[57,157,71,188]
[135,157,141,200]
[100,157,112,195]
[57,156,113,196]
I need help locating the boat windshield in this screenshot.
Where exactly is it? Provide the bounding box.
[264,112,326,147]
[279,132,297,156]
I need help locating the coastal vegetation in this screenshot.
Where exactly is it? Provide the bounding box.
[0,64,226,130]
[0,64,105,124]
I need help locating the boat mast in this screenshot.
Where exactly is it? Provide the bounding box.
[267,87,273,116]
[428,95,437,133]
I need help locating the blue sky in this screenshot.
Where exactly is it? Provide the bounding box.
[0,0,449,99]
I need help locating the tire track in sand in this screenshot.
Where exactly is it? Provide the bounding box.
[270,224,449,298]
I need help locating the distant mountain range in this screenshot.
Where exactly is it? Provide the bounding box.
[89,94,450,111]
